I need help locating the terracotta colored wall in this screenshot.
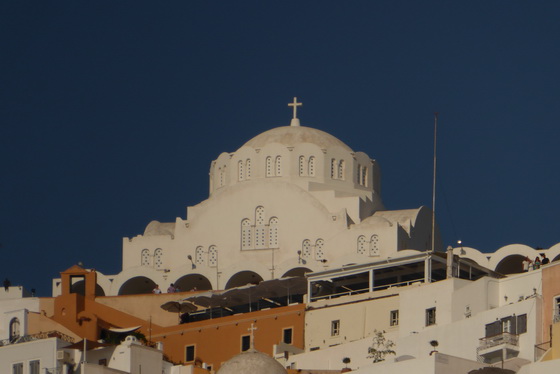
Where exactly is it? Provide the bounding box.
[151,303,305,371]
[541,262,560,343]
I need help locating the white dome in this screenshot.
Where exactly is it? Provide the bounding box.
[217,349,287,374]
[242,125,353,152]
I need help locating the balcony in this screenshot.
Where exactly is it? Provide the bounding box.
[477,333,520,364]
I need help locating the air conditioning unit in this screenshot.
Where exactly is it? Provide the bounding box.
[57,350,70,362]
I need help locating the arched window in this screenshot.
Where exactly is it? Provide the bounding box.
[302,240,312,258]
[141,249,151,266]
[154,248,163,269]
[266,157,273,177]
[238,160,244,181]
[246,159,251,179]
[357,236,367,254]
[308,156,315,177]
[255,206,266,249]
[9,318,20,341]
[241,219,252,250]
[338,160,345,180]
[315,239,325,260]
[195,246,205,264]
[269,217,279,248]
[331,159,337,178]
[361,166,368,186]
[299,156,306,176]
[357,164,362,184]
[208,246,218,267]
[370,234,379,256]
[275,156,282,176]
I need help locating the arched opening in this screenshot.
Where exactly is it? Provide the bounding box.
[225,271,263,290]
[495,255,526,275]
[174,274,212,292]
[553,254,560,263]
[118,276,157,295]
[282,267,312,277]
[70,281,106,297]
[9,317,20,341]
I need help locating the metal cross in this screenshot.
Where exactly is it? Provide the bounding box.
[288,97,302,119]
[248,323,258,349]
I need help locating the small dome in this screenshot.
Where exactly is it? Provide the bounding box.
[217,349,287,374]
[242,126,353,152]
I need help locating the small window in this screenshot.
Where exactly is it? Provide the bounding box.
[517,314,527,334]
[390,310,399,326]
[12,363,23,374]
[185,345,195,362]
[283,328,293,344]
[331,320,340,336]
[29,361,40,374]
[241,335,251,352]
[98,359,107,366]
[426,307,436,326]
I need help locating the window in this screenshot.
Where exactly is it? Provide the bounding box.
[241,219,252,250]
[331,320,340,336]
[153,248,163,269]
[369,235,379,256]
[275,156,282,176]
[185,345,195,362]
[195,246,205,264]
[29,361,40,374]
[141,249,150,266]
[299,156,305,176]
[283,328,293,344]
[12,363,23,374]
[331,159,336,178]
[426,307,436,326]
[9,317,20,341]
[241,335,251,351]
[269,217,279,248]
[246,159,251,179]
[266,157,272,177]
[308,156,315,176]
[98,358,107,366]
[315,239,325,260]
[238,160,244,181]
[357,235,366,254]
[255,206,266,249]
[502,318,512,333]
[390,310,399,326]
[302,240,311,257]
[517,314,527,334]
[208,246,217,267]
[338,160,345,180]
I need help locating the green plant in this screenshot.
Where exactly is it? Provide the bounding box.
[367,330,396,363]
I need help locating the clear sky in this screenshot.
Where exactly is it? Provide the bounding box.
[2,2,559,296]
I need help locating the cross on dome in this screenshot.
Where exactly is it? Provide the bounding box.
[248,323,258,350]
[288,97,302,127]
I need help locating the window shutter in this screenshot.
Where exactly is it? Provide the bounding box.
[485,321,501,337]
[517,314,527,334]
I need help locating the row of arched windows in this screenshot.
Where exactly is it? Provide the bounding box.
[357,235,380,256]
[302,239,325,260]
[265,156,282,177]
[141,248,163,269]
[241,206,279,250]
[330,159,345,180]
[299,156,316,177]
[195,245,218,267]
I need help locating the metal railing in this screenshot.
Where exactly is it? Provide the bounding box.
[0,330,75,347]
[479,332,519,350]
[310,278,423,302]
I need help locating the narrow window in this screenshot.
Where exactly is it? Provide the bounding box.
[390,310,399,326]
[369,234,379,256]
[315,239,325,260]
[266,157,272,177]
[283,328,293,344]
[269,217,279,248]
[255,206,266,249]
[517,314,527,334]
[195,246,205,264]
[141,249,151,266]
[9,317,20,341]
[357,236,366,254]
[208,246,217,267]
[362,166,368,186]
[502,318,512,333]
[241,335,251,352]
[426,307,436,326]
[29,360,40,374]
[338,160,345,180]
[12,363,23,374]
[331,320,340,336]
[241,219,252,250]
[246,159,251,179]
[153,248,163,269]
[308,156,315,177]
[330,159,337,178]
[185,345,195,362]
[302,240,311,257]
[275,156,282,176]
[299,156,306,176]
[238,160,244,181]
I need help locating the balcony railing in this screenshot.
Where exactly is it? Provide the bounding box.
[0,330,75,347]
[479,332,519,350]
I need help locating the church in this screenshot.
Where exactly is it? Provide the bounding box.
[56,98,440,297]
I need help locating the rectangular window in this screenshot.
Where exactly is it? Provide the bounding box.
[283,328,293,344]
[517,314,527,334]
[185,345,195,362]
[241,335,251,352]
[426,307,436,326]
[390,310,399,326]
[29,360,40,374]
[331,320,340,336]
[12,363,23,374]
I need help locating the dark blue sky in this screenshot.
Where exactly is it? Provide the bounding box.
[2,2,559,296]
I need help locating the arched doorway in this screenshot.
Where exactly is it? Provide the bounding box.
[174,274,212,292]
[9,318,20,341]
[282,267,312,277]
[118,276,156,295]
[225,271,263,289]
[495,255,526,275]
[70,281,106,296]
